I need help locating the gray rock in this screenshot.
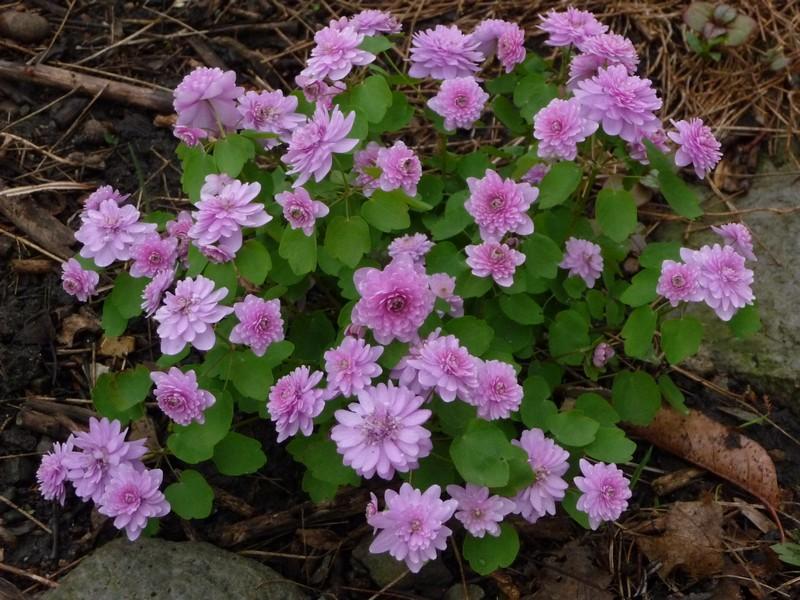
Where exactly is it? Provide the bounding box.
[444,583,486,600]
[42,537,306,600]
[352,538,453,589]
[658,162,800,406]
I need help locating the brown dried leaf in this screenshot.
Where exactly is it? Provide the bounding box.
[628,408,781,510]
[98,335,135,357]
[636,496,725,579]
[533,540,614,600]
[57,308,100,346]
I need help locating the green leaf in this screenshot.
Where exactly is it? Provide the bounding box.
[301,437,360,486]
[772,542,800,567]
[620,269,659,306]
[279,227,317,275]
[289,311,336,363]
[230,351,275,399]
[433,398,477,437]
[547,410,599,447]
[455,272,493,299]
[450,420,516,487]
[102,300,127,337]
[214,133,256,177]
[639,242,681,270]
[212,431,267,475]
[585,426,636,463]
[164,470,214,519]
[235,239,271,285]
[538,162,582,209]
[444,316,494,356]
[203,261,238,302]
[427,242,467,278]
[463,523,520,576]
[520,375,556,429]
[167,391,234,463]
[302,471,340,503]
[427,191,472,241]
[661,317,703,364]
[359,35,392,54]
[109,272,148,319]
[562,488,591,529]
[352,75,392,123]
[644,140,703,219]
[575,393,620,426]
[491,96,527,135]
[325,216,370,268]
[621,305,657,359]
[612,371,661,426]
[522,233,563,279]
[658,374,689,415]
[92,365,152,423]
[548,310,590,366]
[373,91,414,133]
[179,145,217,202]
[729,304,761,339]
[361,190,410,231]
[596,188,637,242]
[492,445,535,497]
[186,245,208,277]
[499,294,544,325]
[405,443,460,490]
[456,152,491,180]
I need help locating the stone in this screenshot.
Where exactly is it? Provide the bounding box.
[658,162,800,407]
[352,538,453,589]
[42,537,306,600]
[444,583,486,600]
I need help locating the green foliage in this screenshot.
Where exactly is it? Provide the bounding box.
[620,269,659,306]
[164,470,214,519]
[361,190,410,231]
[772,542,800,567]
[548,310,590,365]
[213,432,267,475]
[93,366,151,423]
[612,371,661,425]
[537,161,583,208]
[450,420,521,488]
[658,374,689,415]
[325,216,370,268]
[522,233,563,279]
[644,139,703,219]
[499,293,544,325]
[596,188,637,242]
[444,316,494,356]
[214,134,256,177]
[235,239,271,285]
[178,144,217,202]
[621,305,656,359]
[167,391,234,463]
[279,227,317,275]
[660,317,703,364]
[463,523,520,575]
[729,304,761,338]
[547,410,599,447]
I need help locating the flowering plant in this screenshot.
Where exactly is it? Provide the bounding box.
[41,7,759,575]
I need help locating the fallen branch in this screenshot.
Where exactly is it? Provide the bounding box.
[0,60,172,112]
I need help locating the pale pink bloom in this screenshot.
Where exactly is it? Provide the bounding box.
[668,118,722,179]
[37,438,75,505]
[268,366,326,442]
[472,20,526,72]
[173,67,243,134]
[75,200,156,267]
[409,25,484,80]
[376,141,422,197]
[173,125,207,146]
[354,142,382,197]
[574,459,632,530]
[681,244,754,321]
[711,222,756,262]
[574,64,662,142]
[465,169,537,242]
[429,273,464,317]
[389,331,438,395]
[388,233,433,263]
[61,258,99,302]
[470,359,523,420]
[656,260,703,306]
[294,74,346,110]
[406,333,477,402]
[568,33,639,88]
[151,367,215,426]
[427,76,489,131]
[166,210,193,263]
[229,295,284,356]
[538,8,607,47]
[236,90,305,145]
[190,177,269,246]
[512,428,569,523]
[331,382,432,479]
[627,127,670,164]
[324,336,383,398]
[521,163,550,185]
[465,241,526,287]
[282,105,358,187]
[446,484,515,538]
[141,268,175,316]
[301,23,375,82]
[369,484,457,573]
[97,464,170,541]
[199,173,234,198]
[349,10,402,36]
[534,98,598,160]
[198,230,242,264]
[82,185,128,214]
[129,234,178,278]
[275,187,329,236]
[559,237,603,288]
[592,342,615,368]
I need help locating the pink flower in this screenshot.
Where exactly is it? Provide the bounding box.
[409,25,484,80]
[351,257,435,344]
[388,233,433,263]
[472,20,526,73]
[470,360,523,420]
[61,258,99,302]
[592,342,615,368]
[681,244,754,321]
[268,366,326,442]
[151,367,215,426]
[559,237,603,288]
[154,275,233,355]
[97,464,170,541]
[236,90,305,144]
[173,67,243,134]
[656,260,703,306]
[538,8,607,47]
[465,241,526,287]
[406,334,477,402]
[37,438,74,505]
[62,417,147,503]
[301,23,375,82]
[427,77,489,132]
[354,142,382,197]
[295,74,345,110]
[349,10,402,36]
[668,118,722,179]
[574,64,662,143]
[75,200,156,267]
[568,33,639,88]
[446,484,515,538]
[198,230,242,264]
[141,268,175,316]
[173,125,207,147]
[275,187,329,236]
[534,98,599,160]
[331,382,431,479]
[190,177,269,247]
[574,459,632,530]
[512,428,569,523]
[166,210,193,263]
[390,332,435,395]
[229,295,284,357]
[521,163,550,185]
[429,273,464,317]
[324,337,383,398]
[282,105,358,187]
[627,127,670,164]
[129,234,178,278]
[369,483,458,573]
[376,141,422,197]
[465,169,537,242]
[711,222,756,262]
[82,185,128,213]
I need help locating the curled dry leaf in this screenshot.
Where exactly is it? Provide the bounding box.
[532,540,614,600]
[627,408,781,511]
[57,307,101,346]
[636,496,725,579]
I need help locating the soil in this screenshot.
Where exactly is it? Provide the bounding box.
[1,2,798,599]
